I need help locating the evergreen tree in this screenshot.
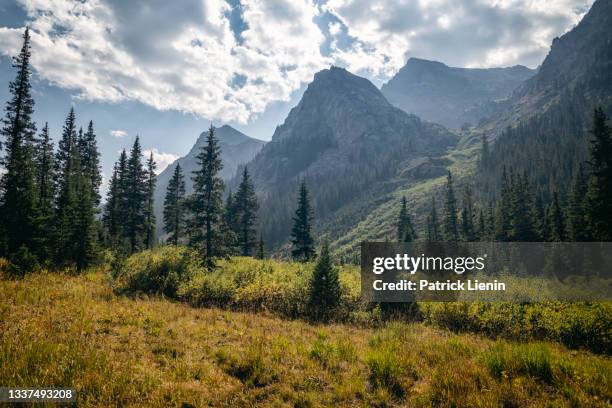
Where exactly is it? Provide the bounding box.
[144,151,157,249]
[0,27,38,260]
[308,240,340,321]
[443,171,459,242]
[291,181,315,261]
[427,197,441,242]
[585,108,612,240]
[486,202,495,240]
[125,137,147,253]
[495,167,513,241]
[534,194,548,241]
[548,192,566,242]
[397,196,415,242]
[82,121,101,205]
[568,164,589,241]
[32,123,55,261]
[163,163,186,246]
[256,234,265,260]
[54,108,80,263]
[509,172,538,241]
[234,167,259,256]
[103,162,121,247]
[476,207,486,241]
[460,185,476,241]
[73,169,97,271]
[189,125,225,262]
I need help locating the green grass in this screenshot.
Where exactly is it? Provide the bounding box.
[1,269,610,406]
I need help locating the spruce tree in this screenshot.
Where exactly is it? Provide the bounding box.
[291,181,315,261]
[308,240,340,321]
[0,27,38,260]
[144,152,157,249]
[103,162,121,247]
[585,108,612,240]
[568,164,589,241]
[73,169,97,271]
[32,123,55,261]
[163,163,186,246]
[125,137,147,253]
[476,208,486,241]
[82,121,101,205]
[495,167,513,241]
[54,108,80,263]
[443,171,459,242]
[460,185,476,241]
[256,234,265,259]
[234,167,259,256]
[509,173,538,241]
[427,197,441,242]
[548,192,566,242]
[189,125,224,262]
[397,196,415,242]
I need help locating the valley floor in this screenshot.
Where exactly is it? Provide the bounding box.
[0,270,610,407]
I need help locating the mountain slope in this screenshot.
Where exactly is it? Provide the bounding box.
[154,125,265,237]
[475,0,612,200]
[381,58,535,129]
[242,66,457,248]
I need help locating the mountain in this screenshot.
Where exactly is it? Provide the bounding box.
[475,0,612,201]
[154,125,265,237]
[242,66,457,248]
[381,58,535,128]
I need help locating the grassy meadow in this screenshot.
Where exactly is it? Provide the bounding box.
[1,251,611,407]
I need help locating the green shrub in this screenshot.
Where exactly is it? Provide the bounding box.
[113,245,203,298]
[8,246,39,276]
[366,345,405,398]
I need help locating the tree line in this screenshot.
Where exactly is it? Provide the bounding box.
[399,108,612,243]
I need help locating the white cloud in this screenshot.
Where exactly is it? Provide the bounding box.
[143,148,178,174]
[0,0,596,119]
[0,0,329,124]
[325,0,594,79]
[109,129,127,138]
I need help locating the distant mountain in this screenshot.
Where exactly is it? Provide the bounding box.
[154,125,265,238]
[381,58,535,128]
[242,66,457,248]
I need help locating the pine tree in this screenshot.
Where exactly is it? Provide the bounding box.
[73,169,97,272]
[163,163,186,246]
[427,197,441,242]
[291,181,315,261]
[443,171,459,242]
[144,152,157,249]
[568,164,589,241]
[495,167,513,241]
[0,27,38,260]
[54,108,80,264]
[308,240,340,321]
[548,192,566,242]
[32,123,55,261]
[125,137,147,253]
[103,162,121,247]
[509,173,538,241]
[397,196,415,242]
[234,167,259,256]
[189,125,225,262]
[476,208,486,241]
[585,108,612,240]
[460,185,476,241]
[82,121,101,206]
[256,234,265,260]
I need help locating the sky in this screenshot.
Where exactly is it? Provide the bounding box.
[0,0,594,186]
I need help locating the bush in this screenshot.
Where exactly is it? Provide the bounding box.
[8,246,39,276]
[113,245,203,298]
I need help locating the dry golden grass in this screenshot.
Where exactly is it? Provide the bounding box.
[1,269,610,407]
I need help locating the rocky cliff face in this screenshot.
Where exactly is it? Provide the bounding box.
[381,58,535,129]
[243,66,457,247]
